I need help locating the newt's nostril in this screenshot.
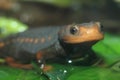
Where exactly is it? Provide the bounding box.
[100,24,104,32]
[95,22,104,32]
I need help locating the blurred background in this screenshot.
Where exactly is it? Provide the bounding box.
[0,1,120,80]
[0,0,120,34]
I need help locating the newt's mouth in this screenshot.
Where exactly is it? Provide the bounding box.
[62,34,104,44]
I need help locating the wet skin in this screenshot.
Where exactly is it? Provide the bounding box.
[0,22,104,71]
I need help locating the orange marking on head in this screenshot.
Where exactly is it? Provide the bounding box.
[61,22,104,43]
[40,38,45,43]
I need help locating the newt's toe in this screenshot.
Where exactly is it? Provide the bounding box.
[43,65,53,72]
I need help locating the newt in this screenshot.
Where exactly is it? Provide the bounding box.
[0,22,104,71]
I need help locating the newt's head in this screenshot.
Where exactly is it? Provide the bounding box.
[58,22,104,44]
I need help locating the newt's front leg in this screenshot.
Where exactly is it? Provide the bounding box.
[36,52,52,72]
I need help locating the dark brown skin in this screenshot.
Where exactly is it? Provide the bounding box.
[0,22,104,71]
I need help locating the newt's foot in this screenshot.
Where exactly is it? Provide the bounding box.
[42,65,53,72]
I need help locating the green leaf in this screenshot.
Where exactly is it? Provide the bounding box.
[67,66,120,80]
[0,66,45,80]
[22,0,72,8]
[0,17,28,38]
[93,33,120,65]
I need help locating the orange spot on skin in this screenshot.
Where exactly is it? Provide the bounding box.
[0,42,5,47]
[29,38,34,43]
[19,38,35,43]
[19,38,25,43]
[34,38,39,44]
[17,38,34,43]
[25,38,30,42]
[5,57,33,69]
[36,52,43,60]
[48,36,52,41]
[15,38,24,43]
[43,65,52,72]
[41,38,45,43]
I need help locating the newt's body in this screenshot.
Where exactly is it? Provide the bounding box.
[0,22,104,70]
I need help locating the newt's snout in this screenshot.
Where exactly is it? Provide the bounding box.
[59,22,104,44]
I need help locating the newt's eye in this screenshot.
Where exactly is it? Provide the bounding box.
[70,26,79,35]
